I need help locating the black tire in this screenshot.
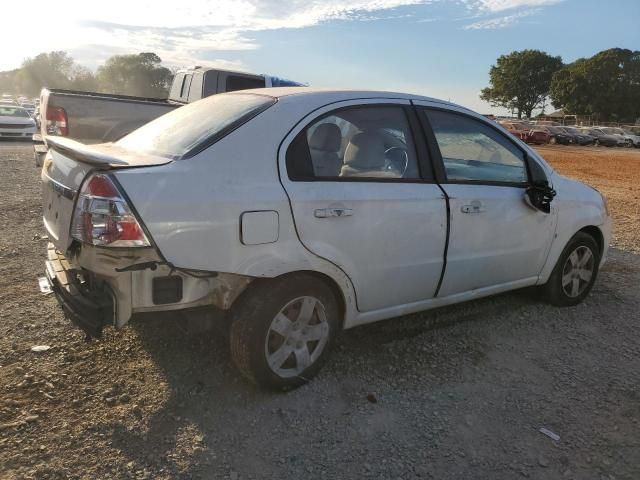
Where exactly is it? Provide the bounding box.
[229,274,340,390]
[541,232,600,307]
[594,139,600,147]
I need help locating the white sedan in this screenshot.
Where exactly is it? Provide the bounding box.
[0,105,36,139]
[41,88,611,389]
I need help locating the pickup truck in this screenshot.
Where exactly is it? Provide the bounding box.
[33,67,303,166]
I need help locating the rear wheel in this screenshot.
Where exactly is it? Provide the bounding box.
[229,274,339,390]
[541,232,600,307]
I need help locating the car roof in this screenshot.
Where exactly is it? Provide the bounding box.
[231,87,473,113]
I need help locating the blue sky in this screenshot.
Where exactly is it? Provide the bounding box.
[2,0,639,113]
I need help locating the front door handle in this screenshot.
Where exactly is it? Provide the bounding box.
[461,201,484,214]
[314,207,353,218]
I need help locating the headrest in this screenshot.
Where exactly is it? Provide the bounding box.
[308,123,341,152]
[343,132,386,170]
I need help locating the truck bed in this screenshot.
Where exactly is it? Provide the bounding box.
[39,88,179,146]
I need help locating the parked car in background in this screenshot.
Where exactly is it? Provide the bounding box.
[580,128,618,147]
[559,126,594,146]
[41,88,610,389]
[541,126,572,145]
[34,67,305,167]
[20,102,36,116]
[0,105,37,139]
[600,127,639,148]
[501,121,550,145]
[620,128,640,147]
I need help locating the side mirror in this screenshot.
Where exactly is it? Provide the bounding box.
[525,156,556,213]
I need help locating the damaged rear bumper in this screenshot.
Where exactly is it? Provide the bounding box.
[45,245,114,337]
[43,243,253,337]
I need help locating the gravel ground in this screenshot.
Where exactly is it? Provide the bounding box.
[1,141,639,479]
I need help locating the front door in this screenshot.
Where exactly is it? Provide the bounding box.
[280,100,447,312]
[416,105,556,297]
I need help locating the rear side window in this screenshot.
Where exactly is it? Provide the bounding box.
[118,93,275,159]
[180,74,193,100]
[425,109,527,184]
[225,75,265,92]
[169,73,185,100]
[287,106,420,181]
[187,73,203,102]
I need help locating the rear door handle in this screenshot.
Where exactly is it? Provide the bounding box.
[461,202,484,214]
[314,207,353,218]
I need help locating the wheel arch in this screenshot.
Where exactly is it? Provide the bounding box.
[228,269,350,330]
[539,222,607,284]
[579,225,604,257]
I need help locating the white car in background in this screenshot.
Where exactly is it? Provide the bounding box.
[0,105,36,139]
[41,88,611,389]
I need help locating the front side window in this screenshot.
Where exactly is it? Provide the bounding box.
[426,110,528,184]
[287,106,420,180]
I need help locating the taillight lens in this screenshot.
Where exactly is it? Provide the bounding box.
[71,173,150,247]
[46,106,68,136]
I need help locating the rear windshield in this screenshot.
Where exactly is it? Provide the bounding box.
[0,107,29,118]
[118,93,276,159]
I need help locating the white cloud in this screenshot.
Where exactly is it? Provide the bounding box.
[0,0,564,71]
[464,8,538,29]
[467,0,563,12]
[0,0,430,70]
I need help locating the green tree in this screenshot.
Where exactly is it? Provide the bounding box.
[96,52,172,98]
[0,51,97,97]
[69,66,98,92]
[550,48,640,122]
[15,51,77,96]
[0,69,19,95]
[480,50,563,119]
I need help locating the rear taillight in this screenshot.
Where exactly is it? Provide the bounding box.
[71,173,150,247]
[46,106,68,136]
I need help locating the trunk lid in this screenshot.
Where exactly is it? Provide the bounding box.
[41,137,171,252]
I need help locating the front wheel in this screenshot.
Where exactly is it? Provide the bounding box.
[229,274,340,390]
[541,232,600,307]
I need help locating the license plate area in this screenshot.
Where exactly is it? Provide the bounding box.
[42,175,76,247]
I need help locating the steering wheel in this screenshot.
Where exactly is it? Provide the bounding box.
[384,146,409,176]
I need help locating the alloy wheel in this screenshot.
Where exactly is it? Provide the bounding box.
[264,296,330,378]
[561,246,595,298]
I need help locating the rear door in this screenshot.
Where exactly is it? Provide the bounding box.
[415,103,556,297]
[279,99,447,313]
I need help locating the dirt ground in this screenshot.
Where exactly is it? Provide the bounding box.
[1,142,639,480]
[535,145,640,254]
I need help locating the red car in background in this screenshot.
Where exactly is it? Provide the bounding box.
[500,121,550,145]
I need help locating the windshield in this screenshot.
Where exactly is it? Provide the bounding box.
[0,107,29,118]
[118,93,276,159]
